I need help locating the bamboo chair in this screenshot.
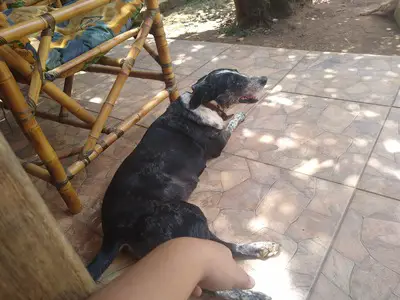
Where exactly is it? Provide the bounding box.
[0,0,179,214]
[3,0,63,9]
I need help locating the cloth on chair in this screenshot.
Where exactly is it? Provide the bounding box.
[0,0,143,71]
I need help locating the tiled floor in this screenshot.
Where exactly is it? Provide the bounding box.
[1,39,400,300]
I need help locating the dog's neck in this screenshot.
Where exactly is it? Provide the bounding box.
[179,93,224,130]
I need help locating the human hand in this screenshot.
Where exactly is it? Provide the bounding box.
[190,240,255,297]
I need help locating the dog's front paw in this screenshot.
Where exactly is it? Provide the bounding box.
[227,112,246,132]
[250,242,280,260]
[214,289,272,300]
[233,112,246,123]
[243,290,272,300]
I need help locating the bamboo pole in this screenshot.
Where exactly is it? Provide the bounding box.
[86,64,164,81]
[0,0,115,44]
[28,28,53,107]
[0,132,95,300]
[26,145,83,166]
[21,161,52,182]
[34,0,54,5]
[146,0,179,101]
[0,46,96,125]
[68,89,169,176]
[34,110,113,134]
[81,12,155,155]
[59,75,73,119]
[0,60,82,214]
[46,27,140,80]
[16,0,43,5]
[98,56,125,67]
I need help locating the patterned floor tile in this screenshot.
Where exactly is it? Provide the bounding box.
[225,92,389,186]
[134,39,232,75]
[189,154,354,299]
[190,44,307,92]
[359,108,400,199]
[278,52,400,105]
[309,190,400,300]
[76,74,166,116]
[53,71,111,98]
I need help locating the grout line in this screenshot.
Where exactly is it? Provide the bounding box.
[355,187,400,202]
[389,85,400,107]
[222,150,358,189]
[304,104,394,299]
[282,90,397,108]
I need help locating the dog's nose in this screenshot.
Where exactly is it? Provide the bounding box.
[259,76,268,85]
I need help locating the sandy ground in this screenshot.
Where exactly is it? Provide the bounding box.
[163,0,400,55]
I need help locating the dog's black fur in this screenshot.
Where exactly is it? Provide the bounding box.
[87,69,278,300]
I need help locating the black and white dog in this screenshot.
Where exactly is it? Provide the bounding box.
[88,69,279,300]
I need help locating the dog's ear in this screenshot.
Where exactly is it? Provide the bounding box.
[189,83,213,109]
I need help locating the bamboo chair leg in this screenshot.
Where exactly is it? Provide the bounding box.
[146,0,179,102]
[0,61,82,214]
[28,28,52,108]
[81,12,155,155]
[59,76,73,119]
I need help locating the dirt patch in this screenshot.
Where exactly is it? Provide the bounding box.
[163,0,400,55]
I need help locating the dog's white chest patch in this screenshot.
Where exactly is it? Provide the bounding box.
[180,94,224,130]
[192,106,224,130]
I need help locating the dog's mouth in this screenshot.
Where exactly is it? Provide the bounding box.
[238,94,259,104]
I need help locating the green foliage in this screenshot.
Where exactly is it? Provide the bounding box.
[222,23,252,37]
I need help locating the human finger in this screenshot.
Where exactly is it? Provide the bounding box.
[191,285,202,297]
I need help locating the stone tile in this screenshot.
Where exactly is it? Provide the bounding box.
[191,44,307,92]
[359,108,400,199]
[64,220,102,264]
[53,71,111,98]
[278,52,400,105]
[134,39,232,75]
[225,92,389,186]
[310,190,400,300]
[309,274,352,300]
[76,74,167,118]
[191,154,353,299]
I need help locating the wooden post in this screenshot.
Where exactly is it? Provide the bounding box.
[0,131,96,300]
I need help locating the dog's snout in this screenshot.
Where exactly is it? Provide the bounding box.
[259,76,268,86]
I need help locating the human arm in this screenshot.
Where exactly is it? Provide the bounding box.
[88,237,255,300]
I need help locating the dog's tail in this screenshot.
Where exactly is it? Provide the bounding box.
[87,239,120,281]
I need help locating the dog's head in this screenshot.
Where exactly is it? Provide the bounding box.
[189,68,268,110]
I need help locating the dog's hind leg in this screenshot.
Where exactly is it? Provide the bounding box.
[87,237,121,281]
[204,289,272,300]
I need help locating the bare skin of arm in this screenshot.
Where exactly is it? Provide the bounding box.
[89,238,255,300]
